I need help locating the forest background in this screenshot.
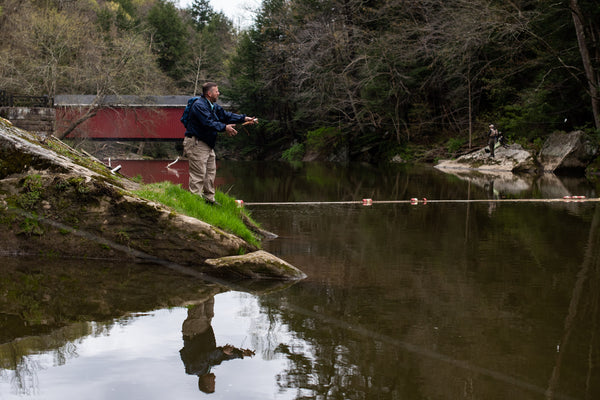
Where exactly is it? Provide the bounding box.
[1,0,599,163]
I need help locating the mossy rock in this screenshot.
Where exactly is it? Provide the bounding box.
[204,250,306,281]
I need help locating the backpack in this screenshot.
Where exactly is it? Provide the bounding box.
[180,96,200,128]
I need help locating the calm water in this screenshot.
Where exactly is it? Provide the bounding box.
[1,161,599,399]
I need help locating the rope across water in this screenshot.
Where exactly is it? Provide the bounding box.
[238,196,596,207]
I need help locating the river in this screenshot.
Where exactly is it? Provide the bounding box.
[1,161,599,399]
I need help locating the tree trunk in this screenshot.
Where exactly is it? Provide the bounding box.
[570,0,600,129]
[467,64,473,149]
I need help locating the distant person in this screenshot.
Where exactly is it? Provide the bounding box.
[488,124,499,157]
[183,82,258,205]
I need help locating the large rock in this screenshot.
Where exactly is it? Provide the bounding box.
[435,143,536,173]
[205,250,307,281]
[0,117,304,281]
[538,131,597,172]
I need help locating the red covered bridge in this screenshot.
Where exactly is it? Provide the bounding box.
[55,95,228,141]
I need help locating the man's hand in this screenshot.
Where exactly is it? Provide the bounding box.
[243,116,258,125]
[225,124,238,136]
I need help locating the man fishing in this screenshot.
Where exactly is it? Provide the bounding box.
[488,124,499,157]
[183,82,258,205]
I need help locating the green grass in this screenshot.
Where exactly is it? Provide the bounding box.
[133,182,260,247]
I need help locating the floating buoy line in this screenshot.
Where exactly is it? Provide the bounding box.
[235,196,596,207]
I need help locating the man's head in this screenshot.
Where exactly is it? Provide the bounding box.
[202,82,220,103]
[489,124,494,128]
[198,373,216,393]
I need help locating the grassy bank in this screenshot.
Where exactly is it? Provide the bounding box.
[134,182,260,247]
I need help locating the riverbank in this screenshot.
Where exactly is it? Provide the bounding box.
[0,117,306,282]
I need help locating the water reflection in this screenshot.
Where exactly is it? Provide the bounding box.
[251,199,600,399]
[180,295,255,394]
[438,167,596,200]
[2,162,600,399]
[0,257,223,396]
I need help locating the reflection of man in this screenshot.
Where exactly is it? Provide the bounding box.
[486,180,497,215]
[179,296,254,394]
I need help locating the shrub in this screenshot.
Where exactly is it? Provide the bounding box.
[306,127,342,151]
[446,138,465,154]
[282,142,305,162]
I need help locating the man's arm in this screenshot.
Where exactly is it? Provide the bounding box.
[193,100,226,132]
[215,105,258,136]
[214,104,245,125]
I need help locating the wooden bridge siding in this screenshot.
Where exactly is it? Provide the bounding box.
[57,106,185,140]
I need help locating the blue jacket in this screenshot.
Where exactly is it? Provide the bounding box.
[185,96,246,148]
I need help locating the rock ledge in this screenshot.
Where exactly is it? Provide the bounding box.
[0,117,305,282]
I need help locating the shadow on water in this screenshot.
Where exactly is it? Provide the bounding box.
[2,161,600,399]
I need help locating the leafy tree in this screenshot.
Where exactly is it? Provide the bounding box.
[146,0,189,81]
[228,0,296,137]
[176,1,236,94]
[2,0,599,161]
[228,0,599,161]
[189,0,214,29]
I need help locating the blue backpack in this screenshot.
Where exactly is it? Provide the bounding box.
[180,96,200,128]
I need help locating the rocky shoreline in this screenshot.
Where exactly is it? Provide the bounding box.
[435,131,598,174]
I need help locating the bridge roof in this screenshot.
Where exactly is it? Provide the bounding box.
[54,95,191,107]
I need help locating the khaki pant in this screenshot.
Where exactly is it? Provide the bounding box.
[183,137,216,201]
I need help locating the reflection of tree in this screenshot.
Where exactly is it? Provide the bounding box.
[258,198,600,398]
[0,258,223,395]
[179,296,254,394]
[546,204,600,398]
[0,320,112,395]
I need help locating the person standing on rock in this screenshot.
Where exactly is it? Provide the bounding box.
[183,82,258,205]
[488,124,499,157]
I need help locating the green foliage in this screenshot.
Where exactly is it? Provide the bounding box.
[189,0,215,29]
[116,229,131,245]
[17,175,43,210]
[133,182,260,247]
[529,137,543,153]
[146,0,189,80]
[19,216,43,236]
[495,89,560,140]
[306,127,343,151]
[1,0,598,162]
[97,0,138,32]
[446,138,465,155]
[282,143,305,162]
[227,0,598,160]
